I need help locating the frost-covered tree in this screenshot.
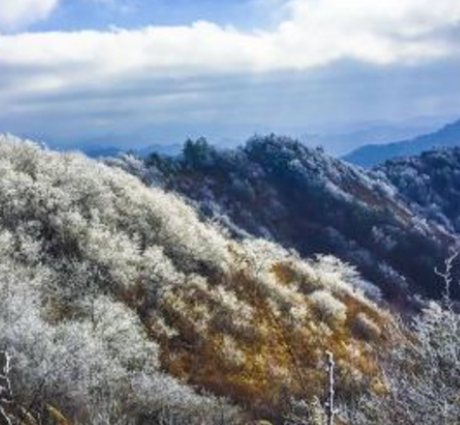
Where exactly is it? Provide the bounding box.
[379,148,460,236]
[342,255,460,425]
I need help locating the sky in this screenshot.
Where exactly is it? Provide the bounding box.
[1,0,460,154]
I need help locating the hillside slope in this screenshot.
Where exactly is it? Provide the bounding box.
[343,119,460,167]
[378,148,460,235]
[0,136,393,424]
[114,136,459,306]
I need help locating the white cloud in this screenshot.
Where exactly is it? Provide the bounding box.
[0,0,59,29]
[282,0,460,63]
[1,0,459,76]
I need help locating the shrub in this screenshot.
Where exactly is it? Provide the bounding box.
[309,291,347,325]
[352,313,381,342]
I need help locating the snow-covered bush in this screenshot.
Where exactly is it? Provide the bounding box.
[0,138,241,424]
[343,301,460,425]
[309,291,347,324]
[341,253,460,425]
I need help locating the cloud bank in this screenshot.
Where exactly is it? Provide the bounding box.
[3,0,460,69]
[0,0,59,29]
[0,0,460,144]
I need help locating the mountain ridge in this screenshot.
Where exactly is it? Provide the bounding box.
[378,147,460,235]
[343,119,460,167]
[112,135,459,307]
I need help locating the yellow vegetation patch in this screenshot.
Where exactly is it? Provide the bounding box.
[149,263,395,421]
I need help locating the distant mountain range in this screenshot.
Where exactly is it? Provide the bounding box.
[343,119,460,167]
[302,120,438,156]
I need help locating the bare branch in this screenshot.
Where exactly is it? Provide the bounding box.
[434,251,458,306]
[0,351,13,425]
[326,351,335,425]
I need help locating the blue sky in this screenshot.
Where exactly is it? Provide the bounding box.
[1,0,460,154]
[30,0,266,32]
